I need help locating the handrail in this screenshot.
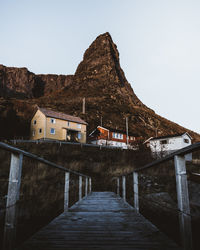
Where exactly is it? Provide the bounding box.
[113,142,199,250]
[0,142,92,250]
[0,142,90,178]
[116,142,200,177]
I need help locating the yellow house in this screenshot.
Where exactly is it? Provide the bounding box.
[30,107,87,143]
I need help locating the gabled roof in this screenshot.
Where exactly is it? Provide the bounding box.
[97,126,109,131]
[38,107,87,125]
[88,128,100,137]
[143,137,154,144]
[149,132,192,141]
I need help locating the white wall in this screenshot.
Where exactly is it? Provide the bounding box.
[149,134,191,154]
[91,140,128,149]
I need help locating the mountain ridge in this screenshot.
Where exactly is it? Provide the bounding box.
[0,32,200,141]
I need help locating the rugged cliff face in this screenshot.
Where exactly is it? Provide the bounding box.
[0,65,35,98]
[74,33,142,106]
[0,32,200,141]
[0,65,73,98]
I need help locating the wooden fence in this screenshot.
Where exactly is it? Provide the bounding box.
[0,142,92,250]
[115,142,200,250]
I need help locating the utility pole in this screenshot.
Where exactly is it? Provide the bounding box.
[126,117,129,146]
[155,128,158,137]
[155,121,159,137]
[100,116,103,127]
[82,97,85,114]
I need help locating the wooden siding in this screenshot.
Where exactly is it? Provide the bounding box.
[30,110,87,143]
[98,127,109,140]
[30,110,46,140]
[96,128,142,144]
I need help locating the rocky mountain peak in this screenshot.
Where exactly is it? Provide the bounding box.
[75,32,126,84]
[74,32,143,106]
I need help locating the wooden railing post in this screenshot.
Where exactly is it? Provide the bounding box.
[79,176,82,201]
[85,177,88,197]
[174,155,193,250]
[122,176,126,201]
[64,172,70,211]
[3,153,23,250]
[133,172,139,212]
[89,177,92,193]
[117,177,120,195]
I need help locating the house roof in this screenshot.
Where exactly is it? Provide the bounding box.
[149,132,192,141]
[97,126,109,131]
[88,128,100,137]
[38,107,87,125]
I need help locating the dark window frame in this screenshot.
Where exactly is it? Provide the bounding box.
[160,139,167,145]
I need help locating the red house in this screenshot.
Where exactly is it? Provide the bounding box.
[88,126,142,149]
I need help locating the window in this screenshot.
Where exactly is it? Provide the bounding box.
[184,139,189,143]
[39,128,42,133]
[160,140,167,145]
[78,132,82,140]
[32,130,35,136]
[67,121,70,126]
[33,120,36,125]
[50,128,55,134]
[113,132,122,139]
[77,123,81,129]
[51,118,55,124]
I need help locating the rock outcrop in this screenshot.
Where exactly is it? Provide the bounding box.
[0,65,35,98]
[0,64,73,98]
[74,32,142,106]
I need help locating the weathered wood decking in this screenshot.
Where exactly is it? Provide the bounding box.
[17,192,181,250]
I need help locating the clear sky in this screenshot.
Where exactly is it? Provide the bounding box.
[1,0,200,133]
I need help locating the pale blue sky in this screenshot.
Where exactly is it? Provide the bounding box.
[1,0,200,133]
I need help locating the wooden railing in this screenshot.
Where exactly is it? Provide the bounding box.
[114,142,200,250]
[0,142,92,250]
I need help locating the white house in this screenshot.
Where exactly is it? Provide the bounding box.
[144,132,192,159]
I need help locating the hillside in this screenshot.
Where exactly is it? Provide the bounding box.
[0,32,200,141]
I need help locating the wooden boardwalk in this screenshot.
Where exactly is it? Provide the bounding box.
[17,192,181,250]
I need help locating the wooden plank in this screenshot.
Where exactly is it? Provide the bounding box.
[116,177,119,195]
[133,172,139,213]
[64,172,70,211]
[122,176,126,201]
[79,176,82,201]
[4,153,23,250]
[18,192,181,250]
[89,178,92,193]
[174,155,193,250]
[85,177,88,197]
